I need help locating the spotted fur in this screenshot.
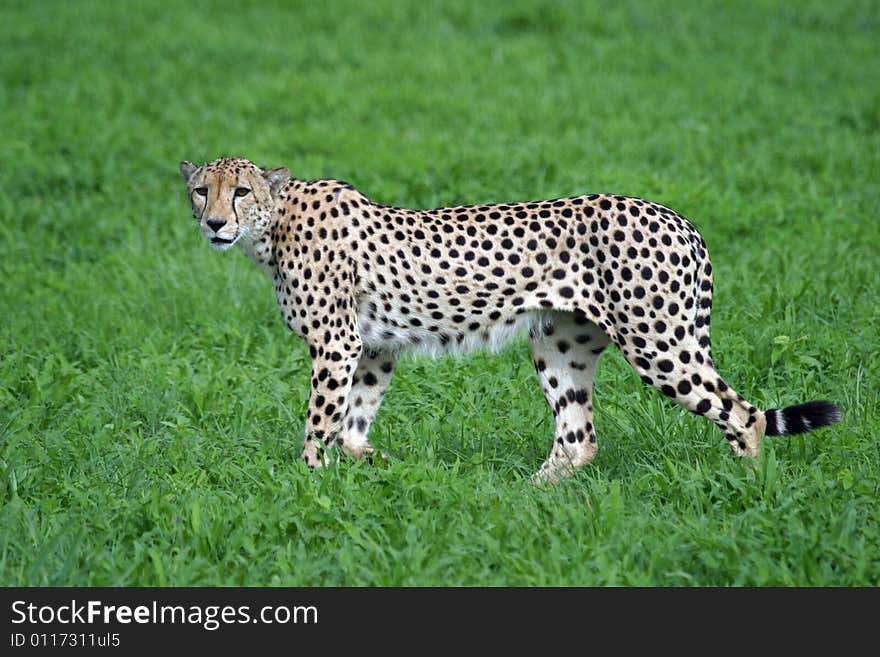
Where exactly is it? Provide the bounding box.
[180,157,842,484]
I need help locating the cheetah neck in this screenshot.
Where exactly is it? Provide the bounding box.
[236,210,276,275]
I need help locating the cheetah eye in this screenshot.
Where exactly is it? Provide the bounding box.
[194,187,207,197]
[234,187,251,198]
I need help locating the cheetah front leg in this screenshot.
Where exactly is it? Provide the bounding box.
[300,331,363,468]
[341,349,397,461]
[529,312,610,486]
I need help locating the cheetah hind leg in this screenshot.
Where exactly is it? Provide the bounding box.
[618,339,767,457]
[529,312,610,486]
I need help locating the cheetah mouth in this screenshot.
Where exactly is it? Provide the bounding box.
[209,234,238,250]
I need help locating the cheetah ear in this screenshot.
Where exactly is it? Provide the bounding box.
[261,166,290,194]
[180,161,198,183]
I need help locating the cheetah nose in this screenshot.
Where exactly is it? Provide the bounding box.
[206,218,226,233]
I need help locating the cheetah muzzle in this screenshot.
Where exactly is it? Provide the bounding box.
[180,156,842,485]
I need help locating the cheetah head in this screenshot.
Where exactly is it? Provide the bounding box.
[179,157,290,251]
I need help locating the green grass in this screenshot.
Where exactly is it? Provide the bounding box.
[2,0,879,586]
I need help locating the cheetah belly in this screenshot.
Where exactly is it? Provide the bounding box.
[356,300,554,357]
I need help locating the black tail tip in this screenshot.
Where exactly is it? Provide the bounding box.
[765,400,842,436]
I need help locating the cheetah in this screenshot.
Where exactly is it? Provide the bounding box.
[179,157,841,484]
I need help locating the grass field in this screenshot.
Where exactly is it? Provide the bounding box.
[1,0,878,586]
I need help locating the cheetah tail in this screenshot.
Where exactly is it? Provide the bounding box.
[764,400,842,436]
